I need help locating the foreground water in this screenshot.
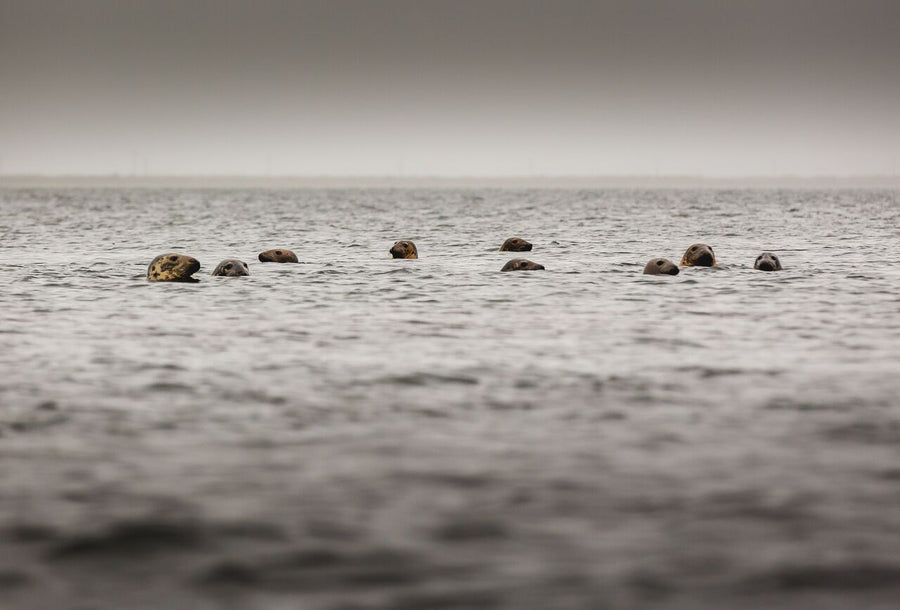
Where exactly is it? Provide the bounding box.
[1,186,899,609]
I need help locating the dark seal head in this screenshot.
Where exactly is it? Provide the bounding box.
[754,252,783,271]
[258,249,298,263]
[500,237,533,252]
[501,258,545,272]
[681,243,717,267]
[147,253,201,282]
[390,240,418,259]
[212,259,250,276]
[643,258,680,275]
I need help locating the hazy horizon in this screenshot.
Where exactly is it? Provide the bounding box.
[2,0,898,177]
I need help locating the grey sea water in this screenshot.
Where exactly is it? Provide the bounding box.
[1,186,899,609]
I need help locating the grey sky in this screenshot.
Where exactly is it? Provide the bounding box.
[1,0,898,176]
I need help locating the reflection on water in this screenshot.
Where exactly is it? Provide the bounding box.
[1,187,899,609]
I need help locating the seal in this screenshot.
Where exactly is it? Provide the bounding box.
[501,258,545,272]
[681,243,717,267]
[212,259,250,276]
[754,252,782,271]
[258,249,298,263]
[390,240,418,259]
[500,237,532,252]
[147,253,201,282]
[643,258,679,275]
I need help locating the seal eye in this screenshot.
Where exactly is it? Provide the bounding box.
[275,251,282,255]
[224,264,232,270]
[656,260,664,266]
[169,256,179,262]
[691,246,697,252]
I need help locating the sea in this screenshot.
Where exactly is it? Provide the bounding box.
[1,184,899,609]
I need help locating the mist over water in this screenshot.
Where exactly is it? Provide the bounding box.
[2,1,899,176]
[2,187,899,609]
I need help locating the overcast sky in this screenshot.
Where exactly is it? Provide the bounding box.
[1,0,897,176]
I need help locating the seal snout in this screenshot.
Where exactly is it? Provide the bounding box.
[147,252,202,282]
[500,237,533,252]
[390,240,418,259]
[643,258,679,275]
[258,249,299,263]
[754,252,782,271]
[212,259,250,277]
[501,258,545,272]
[681,243,717,267]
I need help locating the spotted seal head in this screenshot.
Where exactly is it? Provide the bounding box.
[147,253,201,282]
[643,258,680,275]
[500,237,533,252]
[390,240,418,259]
[212,259,250,276]
[681,243,717,267]
[258,249,298,263]
[754,252,783,271]
[501,258,545,272]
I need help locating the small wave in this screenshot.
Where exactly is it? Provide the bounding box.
[143,382,195,393]
[0,570,31,590]
[48,520,210,560]
[195,545,470,591]
[674,366,773,378]
[374,373,480,386]
[430,517,509,542]
[745,562,900,591]
[824,420,900,444]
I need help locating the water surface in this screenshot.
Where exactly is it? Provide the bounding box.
[1,187,899,609]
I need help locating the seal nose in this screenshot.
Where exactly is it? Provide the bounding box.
[389,246,403,258]
[187,258,200,274]
[758,261,774,271]
[667,265,679,275]
[696,251,713,266]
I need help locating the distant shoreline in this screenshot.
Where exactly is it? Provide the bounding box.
[1,174,898,189]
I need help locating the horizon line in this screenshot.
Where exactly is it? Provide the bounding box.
[2,173,899,189]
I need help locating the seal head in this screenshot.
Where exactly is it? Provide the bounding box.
[643,258,680,275]
[501,258,545,272]
[390,240,418,259]
[500,237,533,252]
[212,259,250,276]
[258,249,298,263]
[681,243,717,267]
[147,253,201,282]
[754,252,782,271]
